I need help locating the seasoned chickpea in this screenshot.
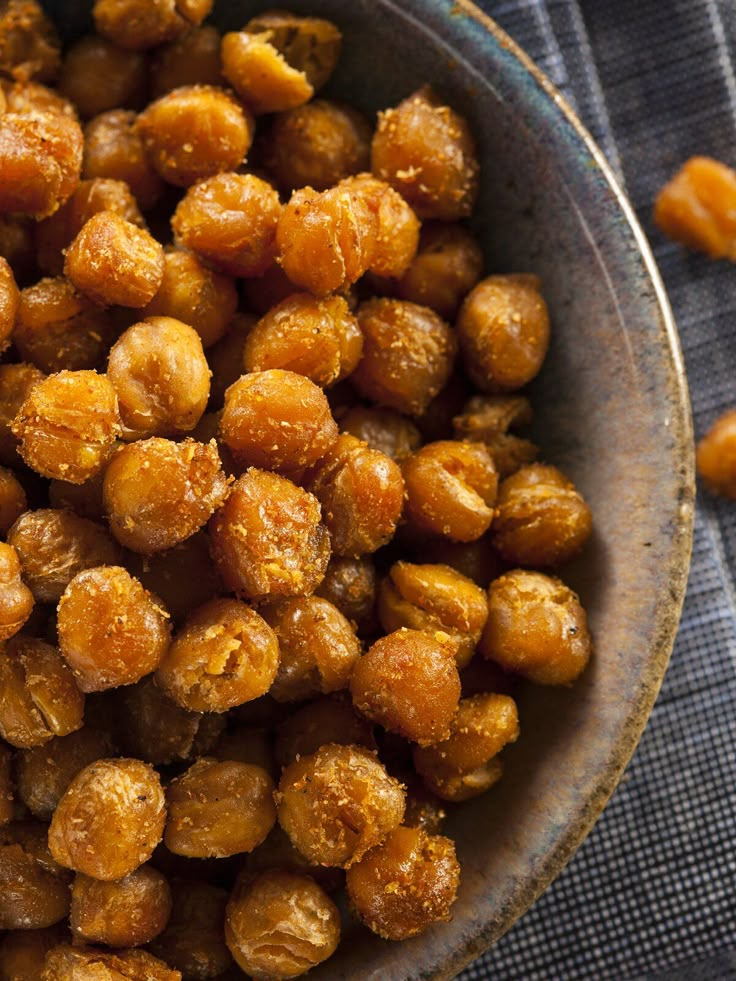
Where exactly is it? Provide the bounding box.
[225,869,340,979]
[0,635,83,748]
[261,596,361,703]
[243,293,363,387]
[479,569,592,685]
[83,109,165,210]
[208,312,257,406]
[43,945,180,980]
[0,925,67,980]
[372,86,479,220]
[0,77,77,118]
[156,598,279,713]
[48,758,166,880]
[654,156,736,259]
[0,544,34,639]
[453,393,538,477]
[0,467,26,535]
[339,405,421,462]
[57,565,171,693]
[165,758,276,859]
[0,258,18,355]
[59,35,147,118]
[457,274,551,392]
[492,463,592,566]
[209,469,329,601]
[148,879,233,979]
[277,743,404,868]
[151,25,223,97]
[262,99,371,192]
[172,172,282,277]
[345,174,421,278]
[116,676,215,765]
[413,693,519,801]
[127,531,221,624]
[71,864,171,947]
[0,821,71,929]
[0,0,60,82]
[315,555,376,630]
[347,825,460,940]
[107,316,211,439]
[48,469,106,521]
[0,363,45,466]
[304,433,404,557]
[275,695,375,769]
[696,409,736,497]
[93,0,213,50]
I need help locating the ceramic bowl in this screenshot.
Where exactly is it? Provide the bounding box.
[42,0,695,976]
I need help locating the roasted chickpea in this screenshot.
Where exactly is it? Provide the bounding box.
[209,469,329,601]
[127,531,221,624]
[479,569,592,685]
[457,274,551,393]
[93,0,213,50]
[207,312,257,407]
[339,405,421,462]
[148,879,234,979]
[0,821,71,929]
[275,695,375,769]
[70,864,172,947]
[151,25,223,97]
[107,316,211,439]
[345,173,421,278]
[243,293,363,387]
[492,463,592,566]
[0,0,60,82]
[0,257,18,356]
[156,598,279,713]
[0,363,45,466]
[59,35,147,118]
[654,156,736,259]
[453,393,538,477]
[43,945,180,980]
[0,542,34,641]
[0,925,67,980]
[83,109,165,210]
[261,596,361,703]
[172,172,282,278]
[315,555,376,630]
[346,825,460,940]
[0,467,26,535]
[696,409,736,497]
[57,565,171,693]
[0,76,77,118]
[221,32,311,116]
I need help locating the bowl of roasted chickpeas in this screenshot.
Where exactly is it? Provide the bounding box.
[0,0,693,978]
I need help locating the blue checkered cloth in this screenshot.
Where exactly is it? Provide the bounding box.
[461,2,736,979]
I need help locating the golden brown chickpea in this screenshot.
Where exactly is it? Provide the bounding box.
[0,741,13,827]
[453,393,538,477]
[59,35,147,119]
[57,565,171,693]
[413,692,519,801]
[83,109,165,211]
[315,555,376,630]
[377,561,488,669]
[457,274,551,392]
[151,25,223,97]
[275,695,375,770]
[372,86,479,220]
[0,0,60,82]
[156,597,279,714]
[277,743,404,868]
[0,924,67,981]
[339,405,421,462]
[352,298,457,417]
[209,468,329,601]
[0,821,71,929]
[243,293,363,387]
[304,433,404,558]
[48,469,106,521]
[479,569,592,685]
[207,312,257,407]
[94,0,213,50]
[0,364,45,466]
[345,173,421,278]
[0,77,77,118]
[107,316,211,440]
[44,945,181,980]
[172,172,282,278]
[262,99,371,192]
[654,156,736,259]
[492,463,592,566]
[347,825,459,940]
[244,11,341,89]
[696,409,736,497]
[0,257,18,356]
[127,531,221,624]
[220,32,312,117]
[71,864,172,947]
[165,758,276,859]
[49,757,166,880]
[148,879,233,979]
[261,596,361,703]
[16,726,114,820]
[115,676,212,765]
[0,467,26,535]
[0,635,83,749]
[0,544,33,641]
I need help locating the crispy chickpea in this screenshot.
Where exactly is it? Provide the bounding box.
[0,0,60,82]
[58,35,147,118]
[346,825,459,940]
[696,409,736,497]
[345,174,421,278]
[221,32,312,116]
[492,463,592,566]
[107,316,211,439]
[0,363,45,466]
[7,508,121,603]
[0,543,34,640]
[261,596,361,703]
[172,172,282,278]
[453,393,538,477]
[156,598,279,713]
[148,880,233,979]
[151,25,223,97]
[275,695,375,769]
[0,467,26,535]
[16,727,114,820]
[393,222,484,319]
[48,469,106,521]
[0,77,77,117]
[127,531,221,624]
[339,406,421,462]
[0,821,71,929]
[0,635,83,748]
[64,211,164,308]
[0,925,67,980]
[457,274,551,392]
[93,0,213,50]
[83,110,165,210]
[225,869,340,979]
[0,258,18,355]
[208,312,257,406]
[43,945,180,980]
[377,562,488,669]
[304,433,404,557]
[262,99,371,192]
[71,864,172,947]
[57,565,171,693]
[242,293,363,387]
[350,628,460,746]
[352,299,457,417]
[654,156,736,259]
[479,569,592,685]
[209,469,329,601]
[372,86,479,220]
[413,692,519,801]
[277,743,405,868]
[48,758,166,880]
[220,370,338,474]
[165,758,276,859]
[117,676,216,765]
[12,369,120,483]
[315,555,376,630]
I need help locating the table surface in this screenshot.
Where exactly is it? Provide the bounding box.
[461,1,736,979]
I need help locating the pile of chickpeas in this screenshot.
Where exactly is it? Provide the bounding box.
[0,2,594,978]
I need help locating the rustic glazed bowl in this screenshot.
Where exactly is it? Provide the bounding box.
[44,0,695,976]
